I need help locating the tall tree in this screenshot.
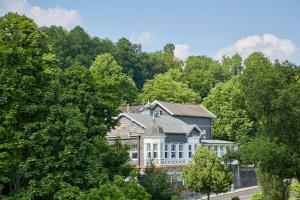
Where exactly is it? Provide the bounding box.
[183,147,233,200]
[90,53,138,104]
[203,77,254,141]
[0,12,53,195]
[184,55,228,99]
[138,69,199,104]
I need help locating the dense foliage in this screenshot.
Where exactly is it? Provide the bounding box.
[0,13,139,199]
[138,164,179,200]
[0,11,299,200]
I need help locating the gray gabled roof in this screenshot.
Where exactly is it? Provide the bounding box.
[119,113,200,134]
[153,100,216,118]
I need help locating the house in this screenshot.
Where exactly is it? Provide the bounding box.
[108,100,239,185]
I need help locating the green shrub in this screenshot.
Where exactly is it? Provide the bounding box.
[232,197,240,200]
[290,182,300,198]
[250,192,264,200]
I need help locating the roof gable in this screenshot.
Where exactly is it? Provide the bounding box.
[153,100,216,118]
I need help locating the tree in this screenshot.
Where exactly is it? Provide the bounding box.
[138,70,199,104]
[0,12,53,196]
[138,164,178,200]
[203,77,254,141]
[235,53,300,199]
[90,53,138,104]
[221,54,243,77]
[183,55,228,99]
[83,176,150,200]
[41,26,117,69]
[183,147,233,200]
[0,13,133,199]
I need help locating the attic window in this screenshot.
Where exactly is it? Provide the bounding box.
[160,110,163,115]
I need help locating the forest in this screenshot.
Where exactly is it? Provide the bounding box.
[0,13,299,200]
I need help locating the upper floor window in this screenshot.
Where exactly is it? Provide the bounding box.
[160,110,163,115]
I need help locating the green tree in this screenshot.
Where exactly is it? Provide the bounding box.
[183,147,233,200]
[203,77,254,141]
[138,70,199,103]
[0,12,53,196]
[221,54,243,77]
[138,164,178,200]
[0,13,133,199]
[183,55,228,99]
[41,26,117,69]
[83,176,150,200]
[90,53,138,104]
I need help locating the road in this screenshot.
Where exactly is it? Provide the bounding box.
[202,186,259,200]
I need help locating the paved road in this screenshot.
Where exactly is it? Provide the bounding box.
[202,186,259,200]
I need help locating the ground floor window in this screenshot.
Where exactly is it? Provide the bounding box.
[188,144,192,158]
[171,144,176,158]
[146,143,151,158]
[153,143,158,158]
[130,143,138,160]
[179,143,183,158]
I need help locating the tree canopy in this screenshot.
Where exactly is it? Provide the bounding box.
[183,147,233,200]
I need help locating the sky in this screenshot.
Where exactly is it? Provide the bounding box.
[1,0,300,64]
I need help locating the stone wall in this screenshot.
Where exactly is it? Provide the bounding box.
[108,116,145,168]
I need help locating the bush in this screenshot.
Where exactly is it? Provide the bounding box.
[232,197,240,200]
[290,182,300,198]
[250,192,264,200]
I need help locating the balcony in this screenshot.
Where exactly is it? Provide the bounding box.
[145,158,190,166]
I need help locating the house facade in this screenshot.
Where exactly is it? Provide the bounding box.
[108,100,240,185]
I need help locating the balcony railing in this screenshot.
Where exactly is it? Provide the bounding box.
[145,158,190,166]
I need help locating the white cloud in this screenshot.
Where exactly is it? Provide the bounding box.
[0,0,80,29]
[216,34,296,61]
[174,44,190,60]
[132,31,155,45]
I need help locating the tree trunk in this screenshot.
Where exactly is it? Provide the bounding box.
[207,193,210,200]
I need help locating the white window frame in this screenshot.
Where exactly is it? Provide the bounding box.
[188,144,192,158]
[146,143,151,158]
[171,143,176,158]
[165,144,169,158]
[130,143,138,160]
[178,143,183,158]
[153,143,158,158]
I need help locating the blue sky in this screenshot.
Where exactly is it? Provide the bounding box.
[1,0,300,63]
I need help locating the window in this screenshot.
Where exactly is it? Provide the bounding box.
[153,144,158,158]
[171,143,176,158]
[188,145,192,158]
[130,143,138,160]
[160,110,163,115]
[146,143,151,158]
[220,146,224,156]
[147,143,151,151]
[165,144,168,158]
[179,144,183,158]
[194,144,198,152]
[226,146,230,153]
[214,146,218,155]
